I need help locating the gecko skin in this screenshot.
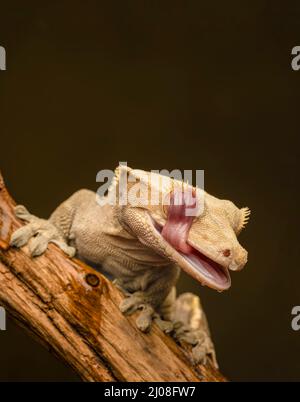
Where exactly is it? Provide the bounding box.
[10,166,250,366]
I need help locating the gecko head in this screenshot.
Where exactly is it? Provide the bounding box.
[113,166,250,292]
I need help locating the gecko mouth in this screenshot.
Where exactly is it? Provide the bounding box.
[153,189,231,291]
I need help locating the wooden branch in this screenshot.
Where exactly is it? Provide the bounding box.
[0,173,225,382]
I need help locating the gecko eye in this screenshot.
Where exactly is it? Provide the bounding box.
[223,249,231,257]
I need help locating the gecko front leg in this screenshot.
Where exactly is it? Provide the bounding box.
[10,190,93,257]
[119,291,174,333]
[10,205,76,257]
[117,264,179,333]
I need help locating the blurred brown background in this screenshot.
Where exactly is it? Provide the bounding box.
[0,0,300,381]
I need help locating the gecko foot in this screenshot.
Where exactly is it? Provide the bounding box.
[10,205,76,257]
[173,323,218,367]
[171,293,218,367]
[119,293,154,332]
[192,334,218,368]
[119,291,173,333]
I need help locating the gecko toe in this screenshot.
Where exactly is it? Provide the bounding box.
[51,240,76,257]
[119,292,147,315]
[119,297,140,314]
[14,205,34,222]
[154,317,174,333]
[192,338,218,368]
[29,234,49,257]
[10,226,34,247]
[136,305,154,332]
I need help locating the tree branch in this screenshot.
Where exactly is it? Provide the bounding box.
[0,173,225,382]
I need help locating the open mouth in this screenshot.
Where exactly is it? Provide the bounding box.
[152,188,231,291]
[153,221,231,290]
[178,245,230,289]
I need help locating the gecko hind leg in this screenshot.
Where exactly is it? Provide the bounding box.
[170,292,218,367]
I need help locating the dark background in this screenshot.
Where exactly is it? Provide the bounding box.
[0,1,300,381]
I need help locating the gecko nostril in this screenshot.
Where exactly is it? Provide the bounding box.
[223,249,231,257]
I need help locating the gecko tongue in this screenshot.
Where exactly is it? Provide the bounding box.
[161,189,196,254]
